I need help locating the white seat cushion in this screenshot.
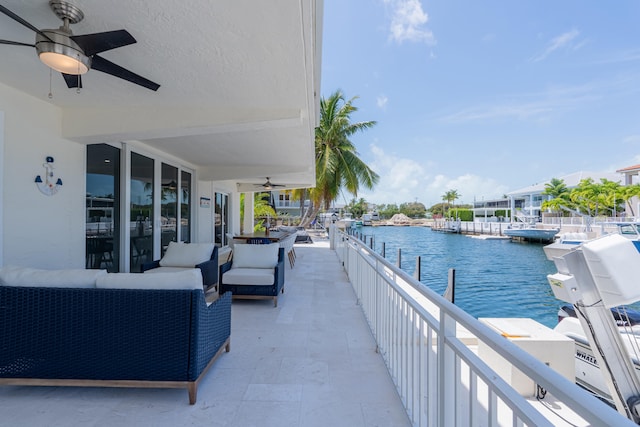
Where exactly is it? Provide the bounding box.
[0,265,106,288]
[96,269,203,290]
[143,266,196,275]
[159,242,215,267]
[222,267,275,286]
[232,243,279,269]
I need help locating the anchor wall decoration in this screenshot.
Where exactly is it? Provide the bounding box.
[35,156,63,196]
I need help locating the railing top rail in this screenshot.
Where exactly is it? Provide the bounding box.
[338,230,635,426]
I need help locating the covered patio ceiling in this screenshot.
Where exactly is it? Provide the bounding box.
[0,0,322,189]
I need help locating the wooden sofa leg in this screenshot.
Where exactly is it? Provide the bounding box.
[225,341,231,352]
[188,383,197,405]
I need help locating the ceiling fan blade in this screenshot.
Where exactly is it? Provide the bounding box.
[0,39,35,47]
[0,5,54,42]
[91,55,160,91]
[71,30,136,56]
[62,73,82,89]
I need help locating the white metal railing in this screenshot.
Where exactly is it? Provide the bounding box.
[332,228,635,427]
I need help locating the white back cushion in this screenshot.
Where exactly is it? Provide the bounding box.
[159,242,215,267]
[232,243,279,269]
[0,266,107,288]
[96,269,202,290]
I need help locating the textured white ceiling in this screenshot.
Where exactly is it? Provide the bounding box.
[0,0,322,186]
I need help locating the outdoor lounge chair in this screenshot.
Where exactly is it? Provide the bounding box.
[142,242,219,291]
[219,242,285,307]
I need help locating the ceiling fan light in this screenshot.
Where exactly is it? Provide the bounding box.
[39,51,89,74]
[36,29,90,75]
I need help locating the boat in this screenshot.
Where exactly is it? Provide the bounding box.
[503,223,559,242]
[554,305,640,405]
[362,213,373,226]
[335,212,356,229]
[545,234,640,419]
[544,222,640,259]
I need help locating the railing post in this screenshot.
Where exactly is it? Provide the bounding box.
[414,256,421,281]
[369,236,374,250]
[397,248,401,269]
[438,311,457,426]
[381,242,386,258]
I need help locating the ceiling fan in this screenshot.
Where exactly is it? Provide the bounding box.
[255,178,285,191]
[0,0,160,91]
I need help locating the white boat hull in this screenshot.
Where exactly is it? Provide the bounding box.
[503,227,559,241]
[555,316,640,403]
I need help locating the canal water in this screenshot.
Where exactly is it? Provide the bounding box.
[357,226,561,327]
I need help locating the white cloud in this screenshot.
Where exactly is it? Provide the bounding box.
[377,94,388,109]
[531,28,582,62]
[384,0,435,45]
[622,135,640,144]
[438,82,602,124]
[359,144,509,207]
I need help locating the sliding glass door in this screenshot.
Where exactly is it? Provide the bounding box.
[181,170,192,243]
[86,144,120,272]
[130,153,154,272]
[86,144,194,272]
[160,163,178,255]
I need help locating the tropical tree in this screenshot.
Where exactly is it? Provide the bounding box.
[399,201,427,218]
[441,189,460,217]
[541,178,571,213]
[621,183,640,217]
[240,192,277,232]
[300,90,379,227]
[252,192,277,231]
[570,178,621,217]
[378,203,400,219]
[346,197,368,218]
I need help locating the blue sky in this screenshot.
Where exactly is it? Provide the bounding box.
[321,0,640,207]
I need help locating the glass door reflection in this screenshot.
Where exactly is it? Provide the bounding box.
[86,144,120,272]
[130,153,154,272]
[161,163,178,255]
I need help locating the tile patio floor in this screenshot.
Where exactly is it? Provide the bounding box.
[0,240,411,427]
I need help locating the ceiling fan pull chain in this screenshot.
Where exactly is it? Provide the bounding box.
[76,56,81,94]
[48,68,53,99]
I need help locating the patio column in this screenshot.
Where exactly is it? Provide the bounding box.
[243,193,254,234]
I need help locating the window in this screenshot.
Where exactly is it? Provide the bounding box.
[215,192,229,247]
[278,193,292,207]
[161,163,178,255]
[130,153,154,272]
[86,144,120,272]
[181,171,192,243]
[86,145,194,272]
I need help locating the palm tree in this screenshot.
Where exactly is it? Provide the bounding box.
[441,189,460,217]
[621,183,640,217]
[300,90,379,227]
[541,178,571,214]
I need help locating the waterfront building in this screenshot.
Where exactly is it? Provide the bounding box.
[617,164,640,216]
[472,171,622,223]
[1,3,637,425]
[506,171,621,222]
[0,1,322,270]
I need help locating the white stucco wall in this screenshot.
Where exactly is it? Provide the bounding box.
[197,180,214,243]
[196,180,238,243]
[0,83,244,269]
[0,83,85,268]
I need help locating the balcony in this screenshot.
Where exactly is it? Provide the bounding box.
[0,232,633,426]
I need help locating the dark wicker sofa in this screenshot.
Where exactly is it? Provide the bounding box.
[0,285,231,404]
